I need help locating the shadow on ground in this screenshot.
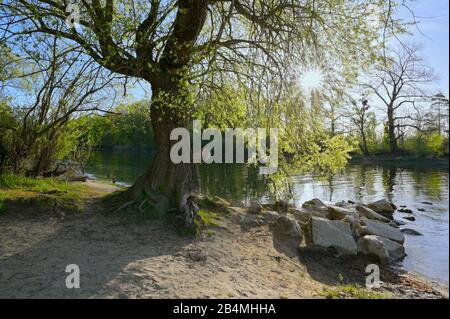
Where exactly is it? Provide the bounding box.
[0,198,194,298]
[272,239,403,287]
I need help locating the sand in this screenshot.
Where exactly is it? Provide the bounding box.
[0,181,447,299]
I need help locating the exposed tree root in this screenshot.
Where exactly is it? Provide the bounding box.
[112,200,136,215]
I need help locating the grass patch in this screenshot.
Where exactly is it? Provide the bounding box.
[0,173,83,193]
[177,209,222,237]
[0,174,92,214]
[193,209,221,236]
[198,195,233,216]
[322,284,392,299]
[197,209,220,227]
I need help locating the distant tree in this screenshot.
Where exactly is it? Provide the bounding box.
[365,44,436,154]
[350,98,375,156]
[428,93,449,136]
[0,38,115,175]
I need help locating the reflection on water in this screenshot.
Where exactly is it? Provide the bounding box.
[86,152,449,286]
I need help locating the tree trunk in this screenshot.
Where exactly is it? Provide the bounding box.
[127,85,200,226]
[387,105,398,154]
[360,129,369,156]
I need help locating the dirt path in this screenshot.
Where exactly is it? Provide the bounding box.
[0,181,447,299]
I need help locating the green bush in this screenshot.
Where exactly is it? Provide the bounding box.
[84,101,155,151]
[404,133,445,157]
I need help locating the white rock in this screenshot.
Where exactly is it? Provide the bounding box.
[303,217,357,256]
[301,202,330,219]
[356,205,390,223]
[357,235,406,263]
[376,236,406,261]
[271,216,303,257]
[360,218,405,244]
[272,216,302,238]
[357,236,390,264]
[328,205,359,220]
[291,208,312,224]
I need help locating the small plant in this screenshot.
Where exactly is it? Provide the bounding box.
[322,284,392,299]
[177,209,221,237]
[193,209,220,235]
[197,209,220,227]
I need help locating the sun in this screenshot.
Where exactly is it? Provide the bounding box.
[299,68,325,93]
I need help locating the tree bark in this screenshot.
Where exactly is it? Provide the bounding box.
[360,129,369,156]
[387,105,399,154]
[125,0,208,225]
[127,84,200,225]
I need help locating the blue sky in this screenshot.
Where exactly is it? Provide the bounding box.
[398,0,449,95]
[4,1,448,104]
[126,0,450,102]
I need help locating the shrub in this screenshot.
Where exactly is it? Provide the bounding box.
[404,133,445,157]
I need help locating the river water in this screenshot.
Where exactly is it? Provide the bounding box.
[86,151,449,286]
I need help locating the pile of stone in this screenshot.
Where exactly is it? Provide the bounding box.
[269,198,410,264]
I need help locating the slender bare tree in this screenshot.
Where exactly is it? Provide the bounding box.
[1,37,116,175]
[365,44,436,153]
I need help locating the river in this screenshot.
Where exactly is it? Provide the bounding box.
[86,151,449,286]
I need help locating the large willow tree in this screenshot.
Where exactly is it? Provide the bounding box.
[0,0,402,223]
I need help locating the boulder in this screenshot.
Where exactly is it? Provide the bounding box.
[264,211,280,222]
[328,205,359,220]
[389,221,400,229]
[403,216,416,222]
[360,219,405,244]
[304,198,328,207]
[357,236,390,264]
[291,208,313,224]
[271,216,303,257]
[377,236,407,261]
[357,235,406,264]
[272,216,302,237]
[335,200,352,208]
[356,205,390,223]
[274,200,292,213]
[342,215,363,239]
[301,201,330,219]
[393,219,407,226]
[303,217,357,256]
[401,228,423,236]
[367,199,396,216]
[335,200,362,209]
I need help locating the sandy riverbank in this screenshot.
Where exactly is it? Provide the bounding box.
[0,180,447,299]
